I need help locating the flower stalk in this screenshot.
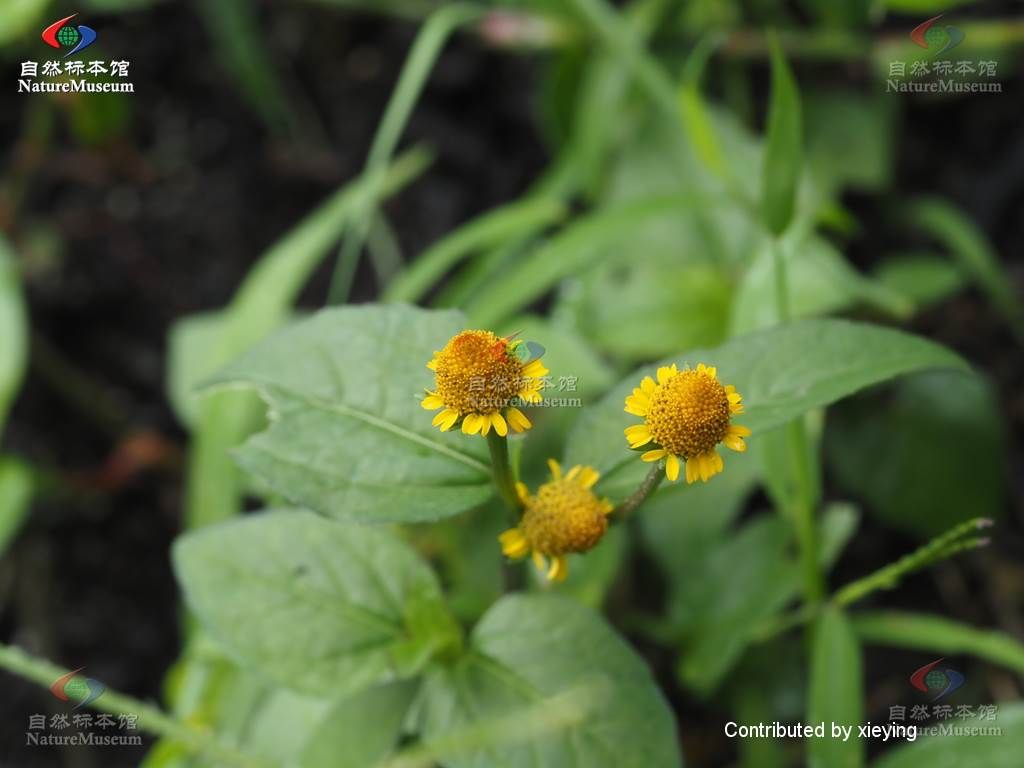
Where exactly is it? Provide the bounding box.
[612,464,665,521]
[486,432,522,512]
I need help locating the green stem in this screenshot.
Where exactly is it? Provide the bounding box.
[753,519,993,642]
[327,3,485,304]
[486,432,521,513]
[612,464,664,521]
[833,519,993,608]
[788,420,824,604]
[0,643,269,768]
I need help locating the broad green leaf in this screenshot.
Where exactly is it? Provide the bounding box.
[531,525,627,608]
[300,681,417,768]
[905,197,1024,337]
[732,231,911,334]
[808,607,864,768]
[825,370,1004,538]
[574,262,732,362]
[761,36,803,236]
[173,509,459,698]
[873,703,1024,768]
[677,515,800,695]
[874,254,966,310]
[0,457,32,556]
[0,236,28,432]
[207,305,492,523]
[566,318,968,489]
[852,611,1024,675]
[419,594,682,767]
[183,149,430,529]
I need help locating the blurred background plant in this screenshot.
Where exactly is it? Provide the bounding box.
[0,0,1022,766]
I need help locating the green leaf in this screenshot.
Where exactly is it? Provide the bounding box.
[566,318,968,490]
[761,35,803,236]
[207,305,492,523]
[419,593,682,767]
[852,611,1024,676]
[384,198,566,304]
[0,236,28,432]
[173,509,459,698]
[732,231,911,334]
[464,196,720,328]
[574,262,732,363]
[905,197,1024,338]
[873,254,966,310]
[825,370,1004,538]
[809,607,864,768]
[882,0,975,11]
[873,703,1024,768]
[0,457,32,556]
[819,502,860,571]
[182,149,430,529]
[300,682,417,768]
[677,515,800,695]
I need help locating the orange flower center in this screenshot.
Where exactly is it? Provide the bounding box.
[645,369,731,457]
[434,331,524,413]
[520,480,608,556]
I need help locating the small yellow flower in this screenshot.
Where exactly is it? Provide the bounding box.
[422,330,547,437]
[623,363,750,484]
[499,459,613,582]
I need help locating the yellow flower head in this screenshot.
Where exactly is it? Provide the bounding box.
[422,330,547,437]
[499,459,613,582]
[623,363,750,484]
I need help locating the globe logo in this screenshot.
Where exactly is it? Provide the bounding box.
[910,658,966,702]
[41,14,98,58]
[909,14,966,56]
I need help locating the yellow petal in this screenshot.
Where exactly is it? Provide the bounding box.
[547,458,562,480]
[723,433,747,452]
[426,359,438,370]
[641,376,658,395]
[522,359,548,378]
[420,393,444,410]
[624,424,653,448]
[642,449,667,463]
[578,466,600,488]
[433,408,459,431]
[532,550,547,575]
[515,481,530,505]
[547,556,568,582]
[461,413,482,435]
[665,454,680,482]
[730,424,752,437]
[601,499,614,515]
[565,465,581,481]
[518,388,543,403]
[491,411,508,437]
[624,394,650,417]
[499,528,529,558]
[685,457,699,484]
[657,365,677,385]
[507,407,532,433]
[479,413,492,437]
